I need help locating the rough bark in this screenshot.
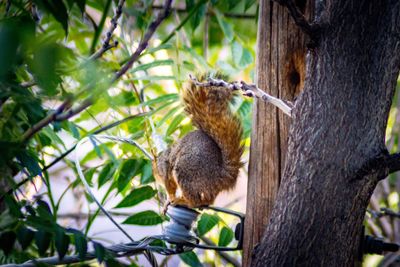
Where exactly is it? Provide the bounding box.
[243,0,310,265]
[252,0,400,266]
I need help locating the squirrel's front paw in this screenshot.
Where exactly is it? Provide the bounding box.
[170,197,193,208]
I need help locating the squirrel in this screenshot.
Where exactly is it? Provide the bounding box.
[152,74,244,208]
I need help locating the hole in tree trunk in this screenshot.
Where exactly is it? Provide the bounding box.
[289,70,301,86]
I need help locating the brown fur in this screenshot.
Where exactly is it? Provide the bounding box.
[152,75,244,208]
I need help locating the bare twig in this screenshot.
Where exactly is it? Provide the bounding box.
[114,0,173,81]
[189,75,293,117]
[90,0,125,60]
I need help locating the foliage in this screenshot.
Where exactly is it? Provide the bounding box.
[364,83,400,267]
[0,0,257,265]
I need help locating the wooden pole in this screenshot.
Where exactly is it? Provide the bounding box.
[243,1,311,265]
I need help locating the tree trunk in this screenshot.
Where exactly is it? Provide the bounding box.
[251,0,400,266]
[243,0,311,265]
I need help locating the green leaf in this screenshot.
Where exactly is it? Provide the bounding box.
[73,231,87,260]
[245,0,257,11]
[130,75,176,81]
[197,213,219,236]
[29,43,65,95]
[141,93,179,107]
[140,161,154,184]
[179,251,203,267]
[144,43,173,55]
[16,226,35,250]
[4,195,22,218]
[0,231,16,255]
[184,46,209,69]
[218,226,234,246]
[35,229,51,256]
[156,106,182,127]
[231,41,243,67]
[130,59,174,73]
[36,200,54,221]
[75,0,86,14]
[68,122,80,139]
[166,113,185,135]
[122,210,163,225]
[83,167,96,187]
[93,242,106,263]
[239,47,254,68]
[191,2,207,31]
[16,150,42,177]
[215,10,234,41]
[115,186,157,208]
[34,0,69,35]
[55,227,70,260]
[118,159,143,192]
[98,161,116,188]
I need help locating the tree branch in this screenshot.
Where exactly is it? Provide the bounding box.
[386,152,400,175]
[113,0,173,81]
[3,112,148,201]
[21,99,92,142]
[21,1,171,143]
[90,0,125,60]
[189,75,293,116]
[353,151,400,181]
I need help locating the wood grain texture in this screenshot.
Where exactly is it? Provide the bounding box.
[242,0,309,265]
[252,0,400,266]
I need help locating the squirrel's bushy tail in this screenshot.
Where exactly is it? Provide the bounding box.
[182,75,244,186]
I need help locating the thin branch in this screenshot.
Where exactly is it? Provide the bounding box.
[22,0,171,143]
[2,112,148,201]
[114,0,173,81]
[90,0,125,60]
[189,75,293,117]
[21,99,91,142]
